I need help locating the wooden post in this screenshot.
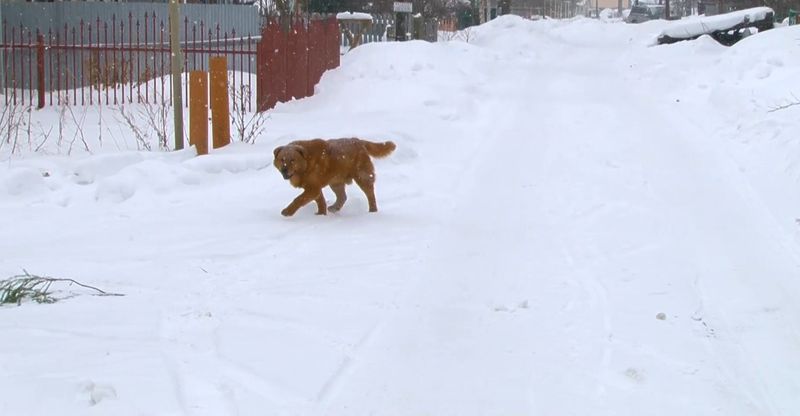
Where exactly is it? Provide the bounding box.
[209,56,230,149]
[256,24,268,112]
[36,34,45,109]
[189,71,208,155]
[0,3,4,93]
[169,0,184,150]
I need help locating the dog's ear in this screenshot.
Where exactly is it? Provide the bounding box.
[291,144,306,159]
[273,146,283,159]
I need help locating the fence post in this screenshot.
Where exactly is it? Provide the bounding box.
[209,56,230,149]
[276,23,288,104]
[36,33,45,110]
[256,24,270,112]
[189,71,209,155]
[328,17,340,70]
[289,19,308,101]
[307,19,322,98]
[263,21,283,110]
[170,0,185,150]
[267,22,277,107]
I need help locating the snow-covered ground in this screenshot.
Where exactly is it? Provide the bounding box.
[2,16,800,415]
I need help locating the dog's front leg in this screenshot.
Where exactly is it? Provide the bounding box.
[282,188,323,217]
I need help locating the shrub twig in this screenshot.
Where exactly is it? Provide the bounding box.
[768,93,800,113]
[230,84,268,144]
[0,270,124,306]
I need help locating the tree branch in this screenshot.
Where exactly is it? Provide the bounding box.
[768,93,800,113]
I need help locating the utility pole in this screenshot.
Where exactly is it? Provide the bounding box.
[169,0,184,150]
[0,2,4,92]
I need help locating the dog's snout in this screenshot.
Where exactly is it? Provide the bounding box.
[280,168,290,179]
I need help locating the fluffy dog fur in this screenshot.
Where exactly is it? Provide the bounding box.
[273,138,396,216]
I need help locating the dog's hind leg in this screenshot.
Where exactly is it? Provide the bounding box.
[355,173,378,212]
[328,183,347,213]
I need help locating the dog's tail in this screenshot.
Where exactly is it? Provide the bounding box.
[361,140,396,158]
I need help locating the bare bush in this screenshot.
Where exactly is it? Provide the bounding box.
[117,104,152,151]
[64,101,91,155]
[0,101,30,156]
[454,26,477,43]
[57,93,69,150]
[2,104,48,155]
[34,122,53,153]
[438,26,477,43]
[230,84,268,144]
[86,54,130,89]
[115,92,171,151]
[0,92,92,156]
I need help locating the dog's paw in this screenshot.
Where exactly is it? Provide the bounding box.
[328,205,340,213]
[315,210,327,216]
[281,208,294,217]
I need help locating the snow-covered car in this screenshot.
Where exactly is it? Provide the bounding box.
[625,4,665,23]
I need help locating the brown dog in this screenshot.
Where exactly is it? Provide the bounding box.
[273,138,396,216]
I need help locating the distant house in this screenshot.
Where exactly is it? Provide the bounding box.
[478,0,632,20]
[698,0,767,15]
[480,0,551,19]
[19,0,256,4]
[593,0,632,11]
[18,1,256,3]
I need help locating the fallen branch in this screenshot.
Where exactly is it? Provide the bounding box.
[0,270,124,306]
[768,93,800,113]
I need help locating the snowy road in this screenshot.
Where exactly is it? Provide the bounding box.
[315,44,800,414]
[1,16,799,416]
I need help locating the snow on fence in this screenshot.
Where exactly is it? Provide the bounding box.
[337,13,438,48]
[0,13,340,113]
[339,13,392,48]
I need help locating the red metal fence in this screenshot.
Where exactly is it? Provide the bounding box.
[0,13,340,112]
[258,17,340,112]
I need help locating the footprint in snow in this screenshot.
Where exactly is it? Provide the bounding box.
[492,300,530,313]
[78,381,117,406]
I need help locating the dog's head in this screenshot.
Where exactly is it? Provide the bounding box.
[273,144,307,183]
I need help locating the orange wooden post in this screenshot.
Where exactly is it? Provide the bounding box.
[209,56,231,149]
[189,71,208,155]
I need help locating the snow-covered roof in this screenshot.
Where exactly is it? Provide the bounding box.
[660,7,773,40]
[336,12,374,21]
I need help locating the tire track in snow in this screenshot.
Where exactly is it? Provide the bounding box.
[612,88,800,415]
[313,73,573,414]
[558,240,615,400]
[315,321,383,405]
[157,292,307,414]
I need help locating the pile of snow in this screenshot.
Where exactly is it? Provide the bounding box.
[599,8,621,21]
[2,14,800,416]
